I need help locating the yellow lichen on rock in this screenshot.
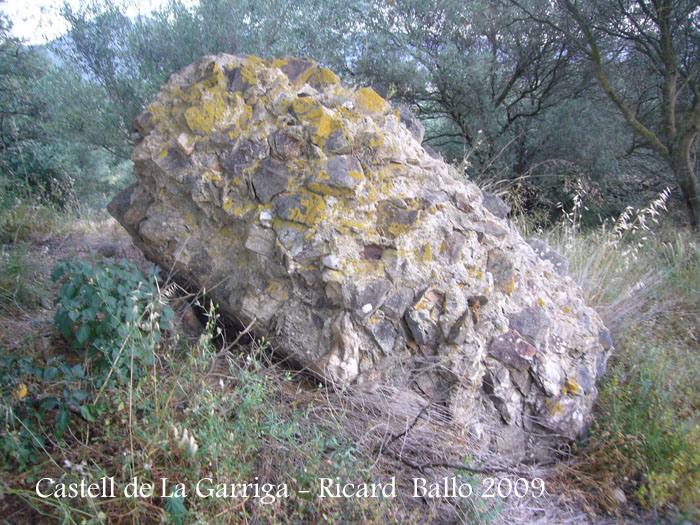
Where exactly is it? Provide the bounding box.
[307,67,340,86]
[564,377,580,394]
[295,190,327,226]
[353,87,390,115]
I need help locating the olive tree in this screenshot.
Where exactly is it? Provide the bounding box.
[511,0,700,230]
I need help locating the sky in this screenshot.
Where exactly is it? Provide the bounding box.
[1,0,176,45]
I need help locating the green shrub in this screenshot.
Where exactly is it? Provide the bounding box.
[0,354,88,468]
[51,258,174,384]
[1,259,175,472]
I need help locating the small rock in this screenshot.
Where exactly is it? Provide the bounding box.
[95,242,118,258]
[488,330,537,371]
[252,158,292,203]
[306,155,364,197]
[176,132,195,155]
[508,306,551,347]
[612,487,627,505]
[482,191,511,219]
[365,316,397,354]
[244,225,276,258]
[527,238,569,276]
[405,288,444,348]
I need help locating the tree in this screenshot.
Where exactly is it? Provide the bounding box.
[350,0,579,166]
[0,12,67,204]
[511,0,700,230]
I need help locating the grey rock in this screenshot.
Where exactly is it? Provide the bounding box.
[397,104,425,143]
[575,364,595,394]
[527,238,569,276]
[306,155,364,196]
[111,55,612,463]
[487,249,515,294]
[405,287,444,348]
[482,191,511,219]
[95,242,118,258]
[598,328,614,351]
[508,306,551,348]
[245,224,276,258]
[423,144,442,160]
[533,355,563,396]
[252,158,292,203]
[269,131,302,160]
[483,368,521,425]
[355,279,392,318]
[365,316,397,354]
[280,56,315,83]
[446,313,472,345]
[222,139,269,176]
[596,350,610,378]
[273,192,323,226]
[382,287,414,318]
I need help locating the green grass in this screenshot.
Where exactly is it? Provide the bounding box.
[2,191,698,522]
[0,273,398,523]
[0,243,46,316]
[529,193,700,519]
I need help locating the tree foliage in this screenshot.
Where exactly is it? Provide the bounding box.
[1,0,697,225]
[0,14,66,204]
[511,0,700,229]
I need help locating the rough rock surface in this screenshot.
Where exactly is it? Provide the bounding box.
[109,54,612,461]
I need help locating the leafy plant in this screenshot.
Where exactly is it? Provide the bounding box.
[51,258,174,385]
[0,354,87,468]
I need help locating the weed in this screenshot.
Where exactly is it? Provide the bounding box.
[51,258,174,385]
[0,201,57,244]
[0,243,45,316]
[532,187,700,519]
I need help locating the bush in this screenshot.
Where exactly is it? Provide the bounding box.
[1,259,175,472]
[51,258,174,384]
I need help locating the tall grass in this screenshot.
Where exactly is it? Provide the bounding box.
[521,186,700,519]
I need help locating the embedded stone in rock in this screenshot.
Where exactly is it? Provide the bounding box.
[487,249,515,294]
[382,287,414,319]
[355,279,392,318]
[269,131,302,160]
[508,306,551,348]
[273,191,326,226]
[527,238,569,276]
[110,54,612,462]
[482,191,511,219]
[598,328,613,351]
[245,224,276,258]
[397,104,425,143]
[488,331,537,371]
[223,139,269,175]
[280,57,315,83]
[405,288,444,349]
[575,364,595,394]
[306,155,364,196]
[366,316,397,354]
[252,158,292,203]
[376,198,431,238]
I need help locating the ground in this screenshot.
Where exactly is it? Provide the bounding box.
[0,208,697,524]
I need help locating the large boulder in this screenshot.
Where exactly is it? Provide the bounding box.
[109,54,611,461]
